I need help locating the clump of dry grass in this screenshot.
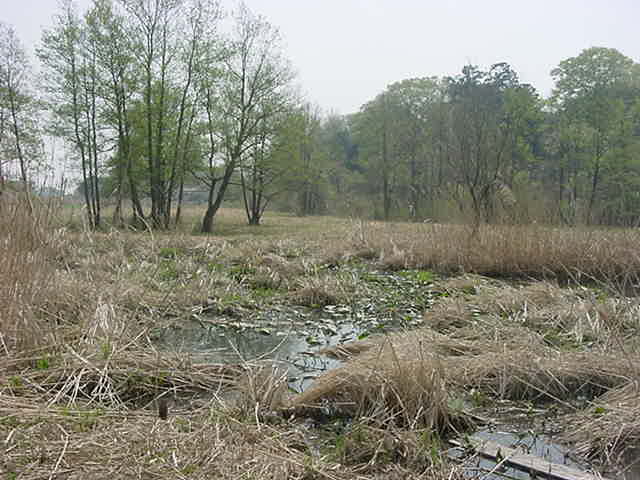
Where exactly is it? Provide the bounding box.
[449,350,631,401]
[317,326,631,405]
[288,268,359,307]
[0,298,245,412]
[1,296,464,480]
[8,203,640,477]
[232,363,289,417]
[328,423,457,475]
[564,382,640,466]
[1,340,243,410]
[292,337,470,433]
[321,329,484,361]
[298,276,638,430]
[423,275,640,352]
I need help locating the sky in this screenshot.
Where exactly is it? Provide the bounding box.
[3,0,640,115]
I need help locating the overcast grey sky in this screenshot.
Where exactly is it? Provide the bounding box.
[3,0,640,114]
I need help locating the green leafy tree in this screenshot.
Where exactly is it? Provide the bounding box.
[315,114,361,216]
[198,3,295,232]
[287,104,329,217]
[239,110,296,225]
[39,0,104,227]
[351,77,448,221]
[551,47,640,224]
[0,22,42,195]
[445,63,538,225]
[384,77,445,220]
[117,0,183,228]
[84,0,144,224]
[352,92,399,220]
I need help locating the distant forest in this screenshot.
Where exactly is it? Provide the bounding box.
[1,0,640,230]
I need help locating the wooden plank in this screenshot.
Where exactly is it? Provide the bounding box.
[448,437,611,480]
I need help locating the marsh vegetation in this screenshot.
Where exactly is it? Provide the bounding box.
[3,196,640,479]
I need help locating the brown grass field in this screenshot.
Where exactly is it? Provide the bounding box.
[2,197,640,479]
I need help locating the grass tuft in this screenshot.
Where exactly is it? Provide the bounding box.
[292,337,471,434]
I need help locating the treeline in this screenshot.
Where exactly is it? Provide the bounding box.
[1,1,639,229]
[296,52,640,226]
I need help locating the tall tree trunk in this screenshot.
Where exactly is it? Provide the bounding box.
[8,91,28,188]
[175,174,185,226]
[587,133,603,225]
[202,158,237,233]
[167,29,198,226]
[72,80,93,228]
[144,54,158,226]
[201,179,218,233]
[113,154,125,227]
[89,64,101,228]
[382,124,391,221]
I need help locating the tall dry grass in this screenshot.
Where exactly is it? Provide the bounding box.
[0,396,466,479]
[0,195,61,354]
[329,220,640,292]
[5,203,640,477]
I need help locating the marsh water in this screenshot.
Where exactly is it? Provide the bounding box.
[450,429,589,480]
[155,304,378,391]
[155,268,430,389]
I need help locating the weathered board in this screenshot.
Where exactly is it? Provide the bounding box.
[448,437,611,480]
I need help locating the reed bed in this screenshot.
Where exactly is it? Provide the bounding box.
[0,401,466,479]
[0,402,357,479]
[328,220,640,291]
[0,195,60,354]
[1,348,243,408]
[298,325,634,407]
[293,337,467,433]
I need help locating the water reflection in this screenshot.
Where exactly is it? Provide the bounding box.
[470,431,582,479]
[155,307,359,391]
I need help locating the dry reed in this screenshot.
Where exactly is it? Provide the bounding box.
[293,337,470,433]
[0,195,60,354]
[564,382,640,466]
[325,220,640,290]
[294,277,638,437]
